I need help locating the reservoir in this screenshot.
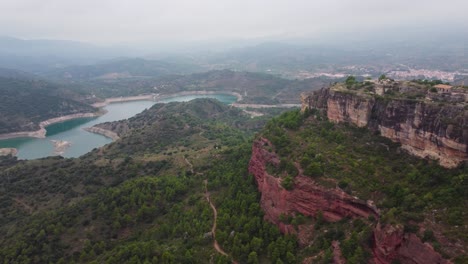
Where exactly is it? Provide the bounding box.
[0,94,237,159]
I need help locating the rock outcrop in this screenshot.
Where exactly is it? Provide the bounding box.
[301,87,468,168]
[84,126,120,141]
[249,137,451,264]
[0,148,17,156]
[249,138,379,234]
[372,224,450,264]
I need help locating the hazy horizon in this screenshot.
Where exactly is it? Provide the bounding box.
[0,0,466,49]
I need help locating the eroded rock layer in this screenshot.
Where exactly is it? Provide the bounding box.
[301,88,468,168]
[249,138,379,234]
[249,137,451,264]
[372,224,450,264]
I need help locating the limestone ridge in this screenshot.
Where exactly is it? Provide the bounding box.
[301,80,468,168]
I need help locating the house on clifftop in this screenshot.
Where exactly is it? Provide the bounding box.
[434,84,452,93]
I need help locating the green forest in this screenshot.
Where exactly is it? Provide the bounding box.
[0,76,95,134]
[0,99,466,263]
[262,109,467,263]
[0,99,297,263]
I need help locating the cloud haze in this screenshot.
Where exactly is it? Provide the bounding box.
[0,0,466,44]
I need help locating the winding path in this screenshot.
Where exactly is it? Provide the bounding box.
[184,157,194,174]
[204,180,238,263]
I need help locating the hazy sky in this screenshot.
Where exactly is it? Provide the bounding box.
[0,0,466,44]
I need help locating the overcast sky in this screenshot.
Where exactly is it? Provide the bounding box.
[0,0,466,45]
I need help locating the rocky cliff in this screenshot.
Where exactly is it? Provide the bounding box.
[301,86,468,168]
[249,138,379,233]
[249,137,452,264]
[372,224,450,264]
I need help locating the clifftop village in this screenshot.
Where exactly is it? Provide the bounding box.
[333,77,468,105]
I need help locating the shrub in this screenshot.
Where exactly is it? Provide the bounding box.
[281,175,294,190]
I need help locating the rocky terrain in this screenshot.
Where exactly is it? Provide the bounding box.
[83,127,120,141]
[247,84,467,263]
[0,148,17,156]
[249,138,379,227]
[249,137,451,264]
[301,79,468,168]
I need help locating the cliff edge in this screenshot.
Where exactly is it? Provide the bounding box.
[249,137,454,264]
[301,80,468,168]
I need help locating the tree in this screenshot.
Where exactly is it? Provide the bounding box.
[247,251,259,264]
[345,76,357,88]
[286,252,296,263]
[281,175,294,190]
[250,237,263,253]
[161,251,174,264]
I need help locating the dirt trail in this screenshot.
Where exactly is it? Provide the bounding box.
[13,198,33,214]
[204,180,238,263]
[184,157,194,174]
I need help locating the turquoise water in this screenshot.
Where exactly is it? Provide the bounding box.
[0,94,236,159]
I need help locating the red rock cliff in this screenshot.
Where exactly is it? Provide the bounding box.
[372,224,450,264]
[301,87,468,168]
[249,138,379,230]
[249,137,452,264]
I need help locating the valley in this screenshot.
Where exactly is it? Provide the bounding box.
[0,79,466,263]
[0,93,237,159]
[1,1,467,263]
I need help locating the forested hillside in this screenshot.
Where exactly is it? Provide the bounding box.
[0,70,96,134]
[1,98,465,263]
[63,69,330,104]
[0,99,296,263]
[251,109,467,263]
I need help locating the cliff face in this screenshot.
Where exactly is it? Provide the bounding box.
[249,138,451,264]
[301,88,468,168]
[249,138,379,235]
[372,224,450,264]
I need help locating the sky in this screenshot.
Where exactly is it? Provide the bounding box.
[0,0,466,45]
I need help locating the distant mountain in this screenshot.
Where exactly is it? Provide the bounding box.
[0,36,136,73]
[68,69,332,104]
[45,57,202,81]
[213,40,467,72]
[159,35,466,77]
[0,68,96,134]
[0,67,38,79]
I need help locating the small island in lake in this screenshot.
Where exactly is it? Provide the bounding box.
[50,140,72,155]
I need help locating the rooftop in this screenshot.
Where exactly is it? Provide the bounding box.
[434,84,453,89]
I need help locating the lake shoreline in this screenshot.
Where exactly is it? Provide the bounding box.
[0,147,17,156]
[91,91,243,108]
[83,127,120,141]
[0,91,242,141]
[0,112,103,140]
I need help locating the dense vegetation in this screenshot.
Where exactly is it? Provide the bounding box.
[0,72,96,134]
[0,99,298,263]
[61,69,326,104]
[0,66,324,135]
[1,97,466,263]
[262,109,467,262]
